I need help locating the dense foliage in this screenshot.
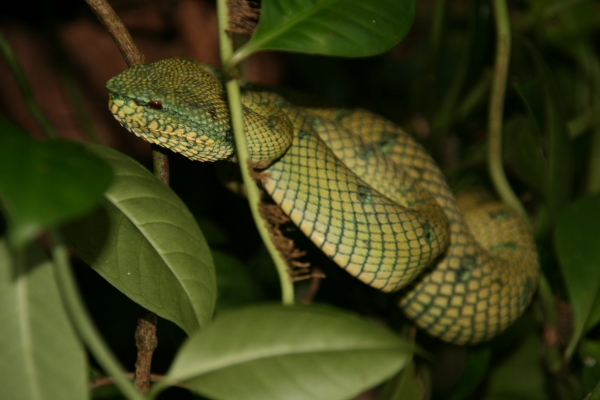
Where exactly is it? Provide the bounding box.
[0,0,599,399]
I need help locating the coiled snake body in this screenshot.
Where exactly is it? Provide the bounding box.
[107,58,539,344]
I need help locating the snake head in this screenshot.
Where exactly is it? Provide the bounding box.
[106,57,235,162]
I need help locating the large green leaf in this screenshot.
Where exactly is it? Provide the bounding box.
[233,0,416,63]
[63,144,216,334]
[555,194,600,346]
[513,44,573,237]
[0,238,87,400]
[503,115,547,197]
[447,347,492,400]
[379,361,425,400]
[155,304,413,400]
[483,334,545,400]
[0,121,112,246]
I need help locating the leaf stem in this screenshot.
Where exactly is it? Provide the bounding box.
[48,229,145,400]
[0,33,58,139]
[538,273,563,371]
[488,0,527,218]
[217,0,294,304]
[86,0,161,390]
[225,45,253,73]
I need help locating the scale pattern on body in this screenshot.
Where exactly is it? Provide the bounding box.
[106,58,539,344]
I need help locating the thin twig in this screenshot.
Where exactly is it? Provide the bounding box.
[86,0,162,391]
[92,373,189,390]
[301,270,324,304]
[133,311,159,393]
[488,0,562,375]
[488,0,527,218]
[152,145,171,185]
[85,0,145,66]
[538,274,563,372]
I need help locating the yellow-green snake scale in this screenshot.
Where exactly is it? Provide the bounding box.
[106,58,539,344]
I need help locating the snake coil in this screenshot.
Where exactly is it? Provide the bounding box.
[106,58,539,344]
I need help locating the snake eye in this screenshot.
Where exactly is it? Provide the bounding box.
[148,100,163,110]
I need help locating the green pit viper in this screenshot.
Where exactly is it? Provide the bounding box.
[106,58,539,345]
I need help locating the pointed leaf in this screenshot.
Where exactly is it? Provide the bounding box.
[379,361,425,400]
[556,194,600,344]
[0,121,112,246]
[0,238,87,400]
[514,44,573,236]
[503,115,547,196]
[580,340,600,394]
[234,0,416,62]
[158,304,413,400]
[447,346,492,400]
[63,144,216,334]
[587,381,600,400]
[483,334,545,400]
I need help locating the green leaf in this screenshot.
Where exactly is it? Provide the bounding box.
[541,1,598,50]
[213,250,263,312]
[232,0,416,64]
[503,115,547,197]
[556,194,600,347]
[483,334,545,400]
[580,340,600,394]
[0,121,112,246]
[447,346,492,400]
[62,144,216,334]
[379,361,425,400]
[514,44,573,237]
[0,238,87,400]
[587,381,600,400]
[156,304,413,400]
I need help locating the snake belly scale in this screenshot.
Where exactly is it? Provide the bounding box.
[106,58,539,344]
